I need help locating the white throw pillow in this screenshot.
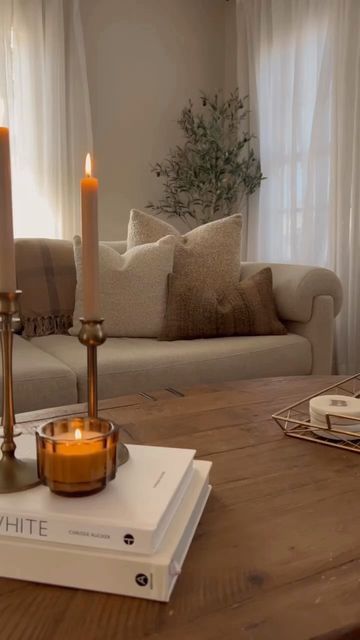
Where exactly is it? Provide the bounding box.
[70,235,176,338]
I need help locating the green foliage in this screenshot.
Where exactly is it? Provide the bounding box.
[147,89,264,227]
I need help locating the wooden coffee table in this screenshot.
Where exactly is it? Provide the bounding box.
[1,376,360,640]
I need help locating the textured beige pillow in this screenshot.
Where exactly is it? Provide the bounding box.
[70,235,176,338]
[160,268,287,340]
[127,209,242,290]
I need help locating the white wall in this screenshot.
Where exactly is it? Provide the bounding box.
[80,0,229,240]
[226,0,251,256]
[224,0,237,95]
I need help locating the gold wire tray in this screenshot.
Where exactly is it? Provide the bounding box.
[272,374,360,453]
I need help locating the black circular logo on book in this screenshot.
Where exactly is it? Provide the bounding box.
[135,573,149,587]
[123,533,135,546]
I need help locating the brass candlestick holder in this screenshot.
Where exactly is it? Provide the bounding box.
[78,318,106,418]
[78,318,129,466]
[0,291,40,493]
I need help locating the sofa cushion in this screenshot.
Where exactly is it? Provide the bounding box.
[15,239,128,339]
[70,235,176,338]
[160,268,287,340]
[0,335,77,414]
[127,209,242,292]
[31,333,311,401]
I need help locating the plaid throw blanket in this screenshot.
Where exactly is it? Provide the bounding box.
[15,238,76,337]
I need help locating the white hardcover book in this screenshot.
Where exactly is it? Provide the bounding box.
[0,436,196,554]
[0,460,212,602]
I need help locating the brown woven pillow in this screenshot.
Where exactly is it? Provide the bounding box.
[160,267,287,340]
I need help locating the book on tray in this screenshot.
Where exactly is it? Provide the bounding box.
[0,435,212,601]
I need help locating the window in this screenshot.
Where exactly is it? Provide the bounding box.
[0,1,92,240]
[245,1,333,266]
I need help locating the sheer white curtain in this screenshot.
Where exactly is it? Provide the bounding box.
[0,0,92,239]
[241,0,360,373]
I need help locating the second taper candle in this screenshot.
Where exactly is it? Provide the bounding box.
[81,153,100,319]
[0,128,16,292]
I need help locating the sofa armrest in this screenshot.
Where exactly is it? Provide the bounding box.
[241,262,343,323]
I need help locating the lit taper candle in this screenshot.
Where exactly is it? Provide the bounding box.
[81,153,100,319]
[0,128,16,292]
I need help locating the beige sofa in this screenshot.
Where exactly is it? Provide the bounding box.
[3,239,342,414]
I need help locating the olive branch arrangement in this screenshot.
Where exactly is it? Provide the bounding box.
[147,89,264,227]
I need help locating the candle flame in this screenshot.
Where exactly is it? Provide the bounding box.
[75,428,82,440]
[85,153,92,177]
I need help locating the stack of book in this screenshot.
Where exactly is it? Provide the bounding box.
[0,435,211,601]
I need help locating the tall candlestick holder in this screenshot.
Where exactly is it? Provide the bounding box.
[78,318,106,418]
[78,318,129,466]
[0,291,40,493]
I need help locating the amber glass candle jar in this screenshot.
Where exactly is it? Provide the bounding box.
[36,417,118,496]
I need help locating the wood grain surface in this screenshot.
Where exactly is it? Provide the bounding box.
[1,376,360,640]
